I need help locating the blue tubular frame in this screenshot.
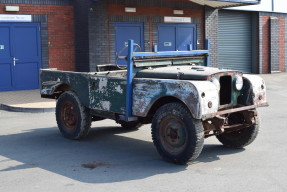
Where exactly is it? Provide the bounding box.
[121,39,209,122]
[126,40,134,119]
[205,40,210,67]
[133,50,208,58]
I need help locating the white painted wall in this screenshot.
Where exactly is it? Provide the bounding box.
[273,0,287,13]
[226,0,287,13]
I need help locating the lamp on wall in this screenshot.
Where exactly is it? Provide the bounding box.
[5,6,20,12]
[125,7,136,13]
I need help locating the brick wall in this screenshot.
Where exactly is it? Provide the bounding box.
[270,17,280,72]
[285,17,287,72]
[269,16,285,73]
[279,17,285,72]
[205,7,218,68]
[89,1,107,72]
[259,12,287,73]
[260,16,270,73]
[0,3,75,71]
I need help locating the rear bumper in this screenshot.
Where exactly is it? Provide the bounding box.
[202,102,269,120]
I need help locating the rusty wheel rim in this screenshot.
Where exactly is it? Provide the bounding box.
[159,116,187,154]
[61,101,77,131]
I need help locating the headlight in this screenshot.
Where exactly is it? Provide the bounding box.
[234,75,243,91]
[210,77,220,92]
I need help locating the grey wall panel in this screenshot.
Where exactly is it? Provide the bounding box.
[260,12,287,18]
[258,15,263,74]
[218,10,252,73]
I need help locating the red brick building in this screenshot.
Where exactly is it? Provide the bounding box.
[260,14,286,73]
[2,0,272,92]
[74,0,261,73]
[0,0,74,91]
[216,9,287,74]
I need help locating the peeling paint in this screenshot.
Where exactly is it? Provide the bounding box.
[115,85,123,94]
[133,79,218,119]
[243,74,267,105]
[40,89,50,95]
[88,76,126,113]
[100,101,111,111]
[40,65,267,122]
[89,94,96,105]
[98,77,108,93]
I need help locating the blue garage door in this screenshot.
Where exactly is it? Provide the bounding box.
[0,23,41,91]
[158,24,196,51]
[115,23,143,65]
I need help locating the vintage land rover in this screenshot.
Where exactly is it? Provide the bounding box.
[40,40,268,164]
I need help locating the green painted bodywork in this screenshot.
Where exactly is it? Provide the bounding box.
[40,70,91,107]
[40,56,265,120]
[41,70,128,114]
[89,76,127,113]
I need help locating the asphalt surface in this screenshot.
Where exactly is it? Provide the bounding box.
[0,73,286,192]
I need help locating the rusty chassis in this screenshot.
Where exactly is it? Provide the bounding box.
[202,103,269,120]
[202,103,268,138]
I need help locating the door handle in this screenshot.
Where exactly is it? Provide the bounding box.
[13,57,19,67]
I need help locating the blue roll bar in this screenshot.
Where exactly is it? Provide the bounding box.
[120,39,209,122]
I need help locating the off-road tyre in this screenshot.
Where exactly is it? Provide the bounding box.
[216,111,260,148]
[119,121,142,130]
[151,102,204,165]
[56,91,91,140]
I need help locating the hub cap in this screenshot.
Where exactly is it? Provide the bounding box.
[159,116,187,154]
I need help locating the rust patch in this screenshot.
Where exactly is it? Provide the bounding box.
[133,78,219,119]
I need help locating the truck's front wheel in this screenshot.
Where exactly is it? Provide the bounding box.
[152,102,204,164]
[216,111,260,148]
[56,91,91,140]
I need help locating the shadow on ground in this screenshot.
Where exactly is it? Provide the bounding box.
[0,124,244,183]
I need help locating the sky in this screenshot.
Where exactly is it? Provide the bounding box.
[227,0,287,13]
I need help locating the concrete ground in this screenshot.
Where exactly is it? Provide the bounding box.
[0,89,55,112]
[0,73,286,191]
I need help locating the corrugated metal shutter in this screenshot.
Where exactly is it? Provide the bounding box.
[218,11,252,73]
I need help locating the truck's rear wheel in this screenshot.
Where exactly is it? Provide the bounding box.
[56,91,91,140]
[216,111,260,148]
[152,102,204,164]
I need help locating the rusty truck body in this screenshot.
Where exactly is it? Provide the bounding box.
[40,40,268,164]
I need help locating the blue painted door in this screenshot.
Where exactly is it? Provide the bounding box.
[0,23,41,91]
[158,25,176,51]
[158,24,196,51]
[115,23,143,65]
[0,24,13,91]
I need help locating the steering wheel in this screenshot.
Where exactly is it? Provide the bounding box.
[116,43,141,69]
